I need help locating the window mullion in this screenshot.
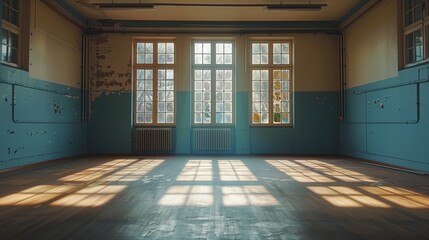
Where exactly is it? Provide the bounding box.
[210,43,215,124]
[153,68,158,124]
[268,68,273,125]
[211,69,216,124]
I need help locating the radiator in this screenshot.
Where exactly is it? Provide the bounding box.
[135,128,173,153]
[193,128,232,152]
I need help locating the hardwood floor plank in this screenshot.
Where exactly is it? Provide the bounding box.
[0,156,428,239]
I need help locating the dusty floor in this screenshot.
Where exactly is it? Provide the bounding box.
[0,156,428,239]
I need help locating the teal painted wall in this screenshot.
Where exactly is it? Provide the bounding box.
[0,1,87,170]
[340,64,429,172]
[87,33,339,155]
[88,90,338,155]
[249,92,338,154]
[88,92,132,154]
[0,67,87,169]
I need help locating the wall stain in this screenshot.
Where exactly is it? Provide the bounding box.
[53,100,63,114]
[96,55,106,60]
[94,34,109,45]
[7,147,24,155]
[89,34,132,102]
[26,131,40,136]
[369,96,391,110]
[95,70,116,79]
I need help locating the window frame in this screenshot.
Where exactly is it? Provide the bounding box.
[403,0,429,66]
[1,0,21,67]
[191,39,236,126]
[249,39,294,127]
[133,38,177,126]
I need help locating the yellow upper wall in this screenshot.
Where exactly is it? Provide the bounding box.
[294,33,339,92]
[345,0,398,89]
[88,32,338,97]
[29,0,82,88]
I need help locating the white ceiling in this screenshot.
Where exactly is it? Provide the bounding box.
[66,0,361,22]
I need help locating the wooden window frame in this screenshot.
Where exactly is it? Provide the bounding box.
[249,39,294,127]
[133,38,176,126]
[191,40,236,126]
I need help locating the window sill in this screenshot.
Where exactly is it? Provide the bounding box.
[250,124,294,128]
[1,61,21,69]
[402,59,429,70]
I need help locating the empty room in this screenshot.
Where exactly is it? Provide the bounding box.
[0,0,428,239]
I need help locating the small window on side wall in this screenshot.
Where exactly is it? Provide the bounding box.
[403,0,429,65]
[2,0,20,66]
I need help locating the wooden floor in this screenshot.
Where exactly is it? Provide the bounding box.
[0,156,428,239]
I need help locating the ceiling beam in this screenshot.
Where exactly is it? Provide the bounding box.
[94,3,328,10]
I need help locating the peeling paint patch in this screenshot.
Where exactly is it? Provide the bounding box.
[89,34,132,104]
[64,93,80,100]
[52,102,63,114]
[7,130,15,135]
[369,98,386,110]
[26,131,39,136]
[94,34,109,45]
[7,147,24,155]
[315,97,327,104]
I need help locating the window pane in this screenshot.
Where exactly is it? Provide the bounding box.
[195,42,212,65]
[1,28,19,65]
[157,69,175,123]
[2,5,9,22]
[273,42,290,65]
[215,70,233,124]
[2,44,7,61]
[426,25,429,60]
[194,69,211,124]
[136,43,153,64]
[158,43,166,53]
[404,0,423,26]
[9,47,17,64]
[216,43,233,65]
[252,43,269,65]
[415,29,423,62]
[405,30,423,64]
[252,70,269,124]
[2,28,8,44]
[135,69,154,123]
[166,113,174,123]
[272,69,291,124]
[414,3,422,23]
[10,9,19,26]
[158,42,174,64]
[11,0,19,10]
[137,43,145,53]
